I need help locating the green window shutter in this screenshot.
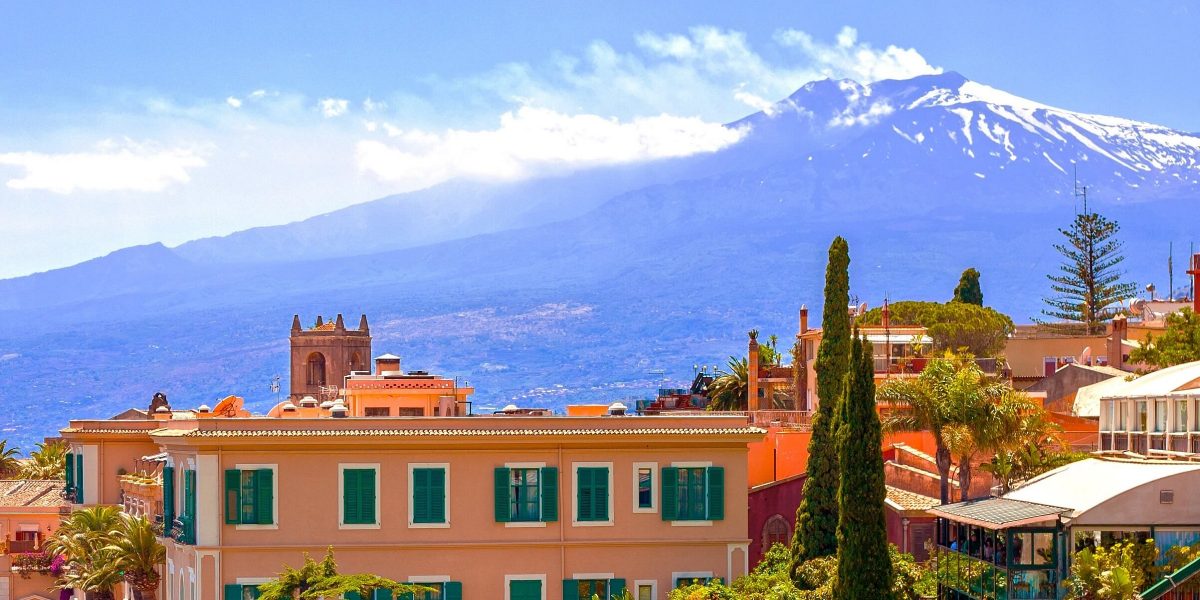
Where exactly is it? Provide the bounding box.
[576,468,592,522]
[370,589,391,600]
[360,469,376,524]
[596,467,609,521]
[412,468,430,523]
[493,467,511,522]
[442,582,462,600]
[609,579,626,599]
[247,587,262,600]
[429,468,445,523]
[344,592,362,600]
[254,469,274,525]
[343,469,361,524]
[562,579,578,600]
[185,470,197,516]
[75,454,84,502]
[706,466,724,521]
[64,451,73,486]
[510,580,541,600]
[224,469,241,524]
[224,584,242,600]
[540,466,558,522]
[162,466,175,526]
[661,466,678,521]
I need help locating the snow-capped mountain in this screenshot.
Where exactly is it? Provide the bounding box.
[1,72,1196,448]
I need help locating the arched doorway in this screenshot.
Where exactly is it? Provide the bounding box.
[306,352,327,386]
[762,514,791,550]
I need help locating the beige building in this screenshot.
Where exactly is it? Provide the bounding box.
[61,411,762,600]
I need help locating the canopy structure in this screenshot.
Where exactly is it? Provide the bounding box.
[929,497,1068,530]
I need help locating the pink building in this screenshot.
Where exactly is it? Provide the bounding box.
[61,411,762,600]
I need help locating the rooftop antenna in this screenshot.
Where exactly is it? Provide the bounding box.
[1073,165,1088,215]
[269,374,280,402]
[1169,241,1174,301]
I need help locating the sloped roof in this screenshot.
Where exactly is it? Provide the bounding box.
[0,480,68,508]
[1074,361,1200,417]
[168,426,765,438]
[929,497,1068,529]
[1005,458,1200,519]
[885,486,939,512]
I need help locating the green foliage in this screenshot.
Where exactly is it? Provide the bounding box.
[715,544,929,600]
[707,356,750,411]
[667,578,736,600]
[982,418,1089,495]
[20,440,67,480]
[878,359,956,504]
[794,237,850,563]
[1040,210,1138,334]
[44,506,125,599]
[834,335,894,600]
[104,513,167,594]
[1066,540,1159,600]
[858,300,1015,357]
[953,268,984,305]
[1130,307,1200,369]
[260,548,432,600]
[0,439,20,478]
[302,574,433,600]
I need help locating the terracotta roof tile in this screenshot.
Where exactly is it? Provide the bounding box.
[175,427,764,438]
[885,485,940,511]
[0,480,68,508]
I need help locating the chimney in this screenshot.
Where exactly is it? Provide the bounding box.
[1189,253,1200,314]
[375,354,401,375]
[748,331,761,411]
[799,305,809,334]
[359,314,370,334]
[335,313,346,331]
[1108,315,1128,371]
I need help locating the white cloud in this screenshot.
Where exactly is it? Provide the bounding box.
[318,98,349,118]
[355,106,747,188]
[362,97,387,112]
[225,96,242,108]
[0,141,208,194]
[775,26,941,83]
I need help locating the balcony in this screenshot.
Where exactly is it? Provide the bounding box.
[873,356,1006,376]
[171,515,195,545]
[668,410,812,430]
[2,538,41,555]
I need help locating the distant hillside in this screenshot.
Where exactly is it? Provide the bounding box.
[0,71,1196,449]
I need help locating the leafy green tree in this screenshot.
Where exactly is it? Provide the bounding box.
[938,359,1032,500]
[981,410,1087,494]
[45,506,124,600]
[0,440,20,478]
[953,268,983,305]
[259,548,431,600]
[258,548,340,600]
[879,360,956,504]
[859,301,1014,357]
[834,335,894,600]
[707,357,749,411]
[105,513,166,600]
[1066,541,1158,600]
[794,237,851,564]
[20,441,67,480]
[1130,308,1200,369]
[1041,211,1138,334]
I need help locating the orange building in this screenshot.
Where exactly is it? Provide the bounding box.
[61,408,763,600]
[1,480,70,600]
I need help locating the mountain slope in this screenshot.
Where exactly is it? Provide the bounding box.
[0,71,1197,448]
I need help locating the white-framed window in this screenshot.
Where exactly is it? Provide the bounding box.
[338,463,380,529]
[572,462,614,526]
[633,580,657,600]
[671,572,714,590]
[499,462,551,528]
[632,462,657,513]
[230,463,278,530]
[665,461,720,527]
[408,463,450,528]
[504,574,546,600]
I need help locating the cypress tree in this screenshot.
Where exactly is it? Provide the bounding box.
[953,268,983,305]
[793,237,851,564]
[834,334,894,600]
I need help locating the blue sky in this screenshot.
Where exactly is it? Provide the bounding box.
[1,2,1197,278]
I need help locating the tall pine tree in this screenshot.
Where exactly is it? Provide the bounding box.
[834,334,894,600]
[1040,210,1137,334]
[793,237,851,564]
[953,268,983,305]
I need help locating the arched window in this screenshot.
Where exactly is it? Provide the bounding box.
[307,352,326,386]
[762,514,791,550]
[350,351,364,373]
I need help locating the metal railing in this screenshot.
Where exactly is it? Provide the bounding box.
[666,410,813,429]
[2,538,40,554]
[872,356,1005,375]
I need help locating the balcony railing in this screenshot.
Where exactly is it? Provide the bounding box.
[171,515,195,545]
[2,538,41,554]
[873,356,1006,376]
[666,410,813,430]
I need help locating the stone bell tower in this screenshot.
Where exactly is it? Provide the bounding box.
[289,313,372,400]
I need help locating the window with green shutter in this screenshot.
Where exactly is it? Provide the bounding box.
[562,578,624,600]
[661,466,724,521]
[575,466,609,522]
[64,451,74,489]
[342,468,377,525]
[162,466,176,527]
[509,579,541,600]
[75,454,84,502]
[412,467,446,524]
[224,468,274,525]
[223,584,262,600]
[494,466,557,523]
[399,582,457,600]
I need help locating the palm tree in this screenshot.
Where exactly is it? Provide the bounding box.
[105,514,165,600]
[0,440,21,478]
[45,506,124,600]
[940,366,1032,500]
[707,356,750,411]
[879,360,955,504]
[21,441,67,480]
